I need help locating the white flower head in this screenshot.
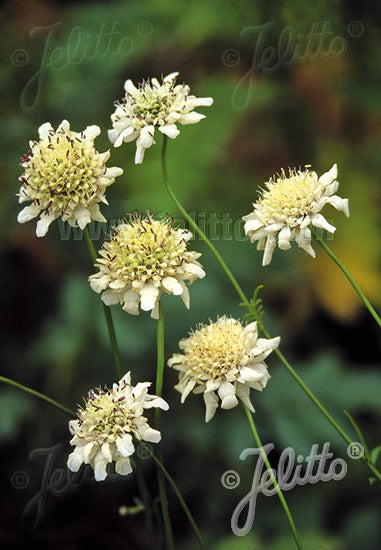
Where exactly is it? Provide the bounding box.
[108,72,213,164]
[168,316,280,422]
[89,212,206,319]
[242,164,349,266]
[67,371,168,482]
[17,120,123,237]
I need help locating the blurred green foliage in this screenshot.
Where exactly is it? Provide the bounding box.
[1,0,381,548]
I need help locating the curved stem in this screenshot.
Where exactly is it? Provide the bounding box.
[161,135,249,307]
[139,441,206,550]
[84,227,122,378]
[259,320,381,483]
[311,228,381,328]
[160,136,381,484]
[0,375,74,418]
[155,303,175,550]
[135,455,158,549]
[243,405,304,550]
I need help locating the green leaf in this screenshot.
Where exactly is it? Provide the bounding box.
[370,445,381,466]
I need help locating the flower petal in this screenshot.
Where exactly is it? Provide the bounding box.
[204,391,219,422]
[36,212,56,237]
[116,434,135,457]
[101,289,120,306]
[67,451,83,472]
[115,457,133,476]
[178,112,206,125]
[139,283,160,312]
[159,124,180,139]
[218,381,238,410]
[319,163,337,187]
[17,204,41,224]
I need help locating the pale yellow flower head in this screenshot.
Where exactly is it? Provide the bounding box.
[17,120,123,237]
[67,371,168,481]
[242,164,349,265]
[89,212,205,319]
[108,72,213,163]
[168,316,280,422]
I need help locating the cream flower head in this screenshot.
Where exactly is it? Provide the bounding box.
[89,212,206,319]
[17,120,123,237]
[67,371,168,482]
[242,164,349,266]
[168,316,280,422]
[108,71,213,164]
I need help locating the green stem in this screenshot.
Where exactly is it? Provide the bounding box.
[311,228,381,328]
[243,405,304,550]
[258,320,381,483]
[135,455,158,549]
[139,441,206,550]
[84,227,122,378]
[161,136,381,484]
[155,303,175,550]
[0,376,74,418]
[161,135,249,307]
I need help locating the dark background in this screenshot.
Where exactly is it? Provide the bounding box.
[0,0,380,548]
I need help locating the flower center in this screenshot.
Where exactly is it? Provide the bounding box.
[20,129,105,214]
[134,91,172,119]
[77,392,132,441]
[120,78,177,127]
[99,217,190,284]
[258,169,321,222]
[184,319,249,379]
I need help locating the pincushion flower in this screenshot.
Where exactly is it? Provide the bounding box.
[67,371,168,482]
[17,120,123,237]
[242,164,349,266]
[89,213,205,319]
[168,316,280,422]
[108,71,213,164]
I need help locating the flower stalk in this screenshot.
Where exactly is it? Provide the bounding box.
[84,227,122,378]
[311,228,381,328]
[0,375,74,417]
[155,304,175,550]
[243,405,304,550]
[139,440,206,550]
[161,135,381,483]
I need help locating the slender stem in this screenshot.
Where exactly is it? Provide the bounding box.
[139,441,206,550]
[135,455,158,549]
[0,376,74,418]
[311,228,381,328]
[155,303,166,409]
[161,135,249,307]
[84,227,122,378]
[161,137,381,484]
[243,405,304,550]
[258,321,381,483]
[155,303,175,550]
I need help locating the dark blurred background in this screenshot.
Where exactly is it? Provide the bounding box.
[0,0,380,548]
